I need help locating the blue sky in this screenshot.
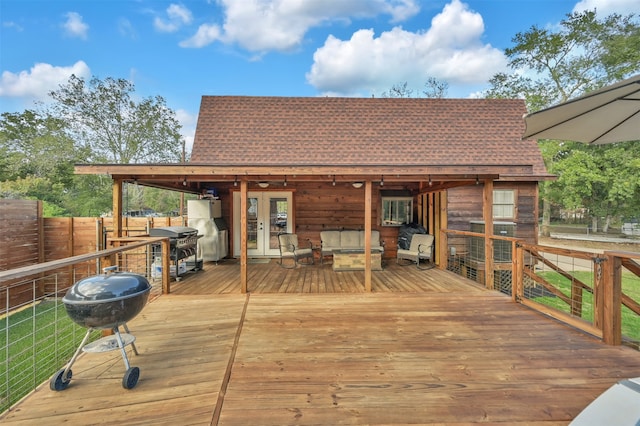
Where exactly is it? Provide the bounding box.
[1,0,637,150]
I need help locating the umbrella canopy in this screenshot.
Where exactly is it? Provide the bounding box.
[522,74,640,144]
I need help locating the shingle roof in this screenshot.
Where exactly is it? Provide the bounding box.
[191,96,547,176]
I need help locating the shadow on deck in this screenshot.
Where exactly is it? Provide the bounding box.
[3,262,640,424]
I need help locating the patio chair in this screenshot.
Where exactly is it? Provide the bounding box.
[396,233,434,270]
[278,233,314,268]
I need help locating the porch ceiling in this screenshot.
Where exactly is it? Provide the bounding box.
[74,163,537,193]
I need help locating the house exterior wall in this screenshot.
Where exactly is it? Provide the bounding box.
[216,180,538,260]
[446,181,539,243]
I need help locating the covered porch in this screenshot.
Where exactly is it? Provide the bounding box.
[165,257,482,295]
[3,270,639,424]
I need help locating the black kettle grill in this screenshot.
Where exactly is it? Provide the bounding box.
[50,266,151,391]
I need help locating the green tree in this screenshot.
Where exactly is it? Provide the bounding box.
[0,110,80,184]
[485,10,640,234]
[49,75,183,164]
[0,109,86,214]
[48,75,186,216]
[1,76,187,217]
[549,142,640,232]
[379,77,449,98]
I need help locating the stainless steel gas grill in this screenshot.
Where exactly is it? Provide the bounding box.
[149,226,203,279]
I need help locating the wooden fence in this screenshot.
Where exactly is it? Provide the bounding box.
[0,199,184,311]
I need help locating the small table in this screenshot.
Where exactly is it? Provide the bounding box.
[332,249,383,271]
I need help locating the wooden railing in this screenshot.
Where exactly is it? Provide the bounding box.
[0,237,171,414]
[442,229,640,347]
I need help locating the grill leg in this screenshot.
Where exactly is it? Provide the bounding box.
[112,327,131,371]
[121,323,139,355]
[64,328,94,375]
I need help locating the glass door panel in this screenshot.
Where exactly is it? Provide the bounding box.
[247,197,258,250]
[269,197,288,251]
[233,191,292,257]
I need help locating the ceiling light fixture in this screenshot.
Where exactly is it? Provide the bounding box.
[258,182,269,188]
[380,175,384,187]
[234,176,238,187]
[352,182,363,189]
[283,176,287,187]
[332,175,336,186]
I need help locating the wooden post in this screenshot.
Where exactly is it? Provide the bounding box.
[162,238,171,294]
[240,180,248,294]
[438,191,447,270]
[513,240,521,302]
[427,193,435,264]
[482,179,494,289]
[593,256,604,332]
[364,180,372,292]
[112,179,123,238]
[36,201,45,297]
[601,254,621,345]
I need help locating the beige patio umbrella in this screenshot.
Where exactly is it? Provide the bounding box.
[522,74,640,144]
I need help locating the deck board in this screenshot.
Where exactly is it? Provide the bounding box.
[2,264,640,425]
[165,259,483,295]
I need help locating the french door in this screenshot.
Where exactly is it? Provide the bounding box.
[233,191,292,257]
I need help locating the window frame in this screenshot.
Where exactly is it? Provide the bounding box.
[381,196,413,227]
[493,189,516,220]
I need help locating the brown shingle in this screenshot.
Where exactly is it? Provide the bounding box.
[191,96,547,176]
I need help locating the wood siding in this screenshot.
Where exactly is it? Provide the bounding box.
[0,180,538,310]
[447,182,539,243]
[220,181,420,259]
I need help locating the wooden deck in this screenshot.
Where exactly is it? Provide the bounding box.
[167,259,481,295]
[2,262,640,425]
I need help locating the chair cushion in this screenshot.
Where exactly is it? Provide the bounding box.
[279,234,299,256]
[341,231,361,248]
[408,234,433,256]
[320,231,341,249]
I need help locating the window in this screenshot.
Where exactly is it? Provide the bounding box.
[381,197,413,226]
[493,189,515,220]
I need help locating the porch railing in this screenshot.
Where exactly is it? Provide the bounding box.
[0,238,169,414]
[442,229,640,348]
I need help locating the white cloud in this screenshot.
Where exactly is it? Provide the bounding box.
[3,21,24,32]
[154,3,193,33]
[180,0,419,51]
[62,12,88,39]
[0,61,91,101]
[118,18,137,39]
[179,24,222,48]
[573,0,639,15]
[306,0,507,96]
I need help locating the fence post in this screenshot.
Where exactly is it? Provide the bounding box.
[601,254,621,345]
[513,241,521,302]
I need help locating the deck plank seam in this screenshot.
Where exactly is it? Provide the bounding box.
[211,293,250,425]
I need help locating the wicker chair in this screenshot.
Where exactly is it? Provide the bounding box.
[396,233,434,270]
[278,233,314,268]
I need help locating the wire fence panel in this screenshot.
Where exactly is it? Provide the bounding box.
[0,243,159,414]
[443,229,640,349]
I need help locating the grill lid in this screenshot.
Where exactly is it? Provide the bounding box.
[149,226,198,238]
[63,272,151,304]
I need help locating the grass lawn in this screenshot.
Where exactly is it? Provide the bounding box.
[0,300,100,413]
[535,270,640,342]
